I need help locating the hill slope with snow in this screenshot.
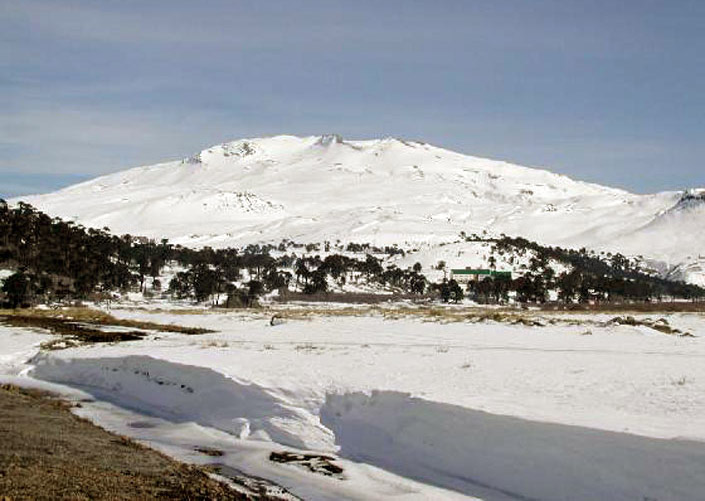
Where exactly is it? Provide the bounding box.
[13,134,705,283]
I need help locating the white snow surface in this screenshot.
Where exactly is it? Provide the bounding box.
[4,308,705,499]
[12,135,705,283]
[0,325,52,376]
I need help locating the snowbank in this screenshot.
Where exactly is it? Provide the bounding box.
[30,354,333,450]
[322,390,705,500]
[27,346,705,500]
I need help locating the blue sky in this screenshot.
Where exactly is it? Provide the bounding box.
[1,0,703,198]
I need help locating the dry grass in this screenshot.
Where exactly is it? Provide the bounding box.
[198,304,555,330]
[118,302,533,325]
[246,304,697,337]
[0,384,250,500]
[120,307,234,316]
[0,307,214,335]
[136,303,551,326]
[603,315,694,337]
[540,301,705,314]
[33,303,697,341]
[0,307,215,349]
[1,315,146,344]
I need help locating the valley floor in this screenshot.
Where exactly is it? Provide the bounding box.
[2,304,705,499]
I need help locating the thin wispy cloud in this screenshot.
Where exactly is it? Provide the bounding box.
[2,0,704,198]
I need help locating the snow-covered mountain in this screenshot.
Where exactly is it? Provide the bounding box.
[13,135,705,284]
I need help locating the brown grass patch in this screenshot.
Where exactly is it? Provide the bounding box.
[541,301,705,314]
[0,307,213,334]
[0,307,215,348]
[0,384,249,500]
[243,304,698,337]
[252,304,548,327]
[1,315,146,343]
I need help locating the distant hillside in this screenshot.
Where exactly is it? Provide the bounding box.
[12,134,705,284]
[1,201,702,307]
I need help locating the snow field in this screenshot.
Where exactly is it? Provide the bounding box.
[4,309,702,499]
[0,325,52,376]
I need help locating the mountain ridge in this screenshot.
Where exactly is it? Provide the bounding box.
[11,134,705,284]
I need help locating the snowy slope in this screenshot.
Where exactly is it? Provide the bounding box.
[13,135,705,282]
[12,309,705,500]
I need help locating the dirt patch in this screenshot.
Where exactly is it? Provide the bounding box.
[0,384,251,500]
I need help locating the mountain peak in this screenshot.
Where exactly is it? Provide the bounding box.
[10,133,705,284]
[314,134,344,146]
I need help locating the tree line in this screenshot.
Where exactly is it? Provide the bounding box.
[0,201,427,307]
[1,200,702,308]
[460,235,704,304]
